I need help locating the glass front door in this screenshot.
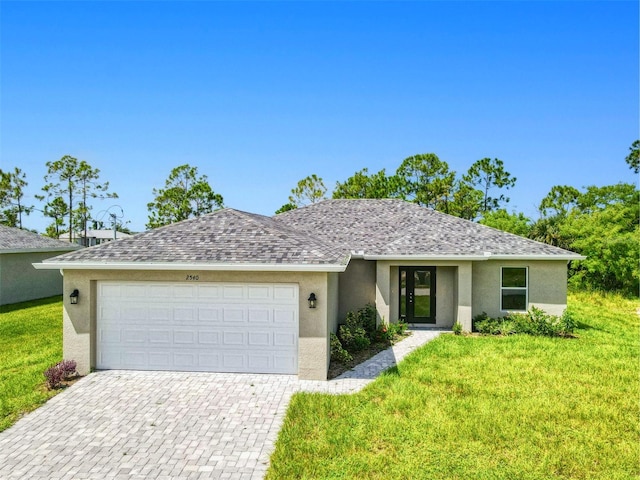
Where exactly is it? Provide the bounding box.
[400,267,436,324]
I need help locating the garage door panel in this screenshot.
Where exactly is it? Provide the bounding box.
[222,308,245,322]
[223,285,244,299]
[198,307,219,322]
[198,331,220,344]
[248,308,270,323]
[174,352,197,367]
[149,307,172,322]
[123,351,147,366]
[123,329,147,343]
[247,285,271,299]
[197,285,220,299]
[274,285,297,300]
[248,331,270,346]
[199,353,220,368]
[97,281,298,374]
[274,332,296,347]
[148,285,172,297]
[222,353,245,369]
[222,331,245,345]
[99,328,121,344]
[274,309,296,326]
[122,306,148,322]
[274,355,296,371]
[248,354,271,370]
[149,330,171,344]
[100,284,122,298]
[174,285,196,298]
[149,352,171,367]
[174,330,196,344]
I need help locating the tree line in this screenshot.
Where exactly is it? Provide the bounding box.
[1,142,637,294]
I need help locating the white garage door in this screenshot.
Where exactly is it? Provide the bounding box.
[97,281,299,374]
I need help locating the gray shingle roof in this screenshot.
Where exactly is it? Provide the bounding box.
[0,225,80,253]
[46,208,350,266]
[275,199,580,257]
[42,199,581,268]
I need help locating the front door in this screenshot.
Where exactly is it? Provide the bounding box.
[400,267,436,324]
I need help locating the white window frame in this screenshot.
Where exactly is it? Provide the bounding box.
[500,266,528,312]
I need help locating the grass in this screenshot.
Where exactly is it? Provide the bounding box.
[0,296,63,432]
[267,291,640,480]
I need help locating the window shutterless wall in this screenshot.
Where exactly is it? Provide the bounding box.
[472,260,568,319]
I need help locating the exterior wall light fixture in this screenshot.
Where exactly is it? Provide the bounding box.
[308,293,317,309]
[70,289,79,305]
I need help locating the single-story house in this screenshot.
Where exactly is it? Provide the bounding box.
[34,199,584,380]
[59,229,132,246]
[0,225,79,306]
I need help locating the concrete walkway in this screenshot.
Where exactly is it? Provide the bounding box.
[0,329,443,480]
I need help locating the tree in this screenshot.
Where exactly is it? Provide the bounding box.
[479,209,531,237]
[447,180,484,220]
[625,140,639,174]
[332,168,398,199]
[462,158,516,214]
[288,174,327,207]
[0,167,33,228]
[147,164,223,229]
[37,156,117,244]
[538,185,581,218]
[42,197,68,238]
[275,203,297,215]
[531,182,639,295]
[395,154,455,211]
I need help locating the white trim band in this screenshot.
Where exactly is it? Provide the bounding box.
[32,261,349,273]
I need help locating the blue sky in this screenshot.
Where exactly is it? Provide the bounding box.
[1,1,638,233]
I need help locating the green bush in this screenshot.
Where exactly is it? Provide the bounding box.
[338,324,370,352]
[478,307,576,337]
[330,333,352,364]
[357,304,378,334]
[452,322,463,335]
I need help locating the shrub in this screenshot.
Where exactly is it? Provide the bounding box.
[44,365,64,390]
[338,324,370,352]
[372,319,408,343]
[472,312,489,332]
[478,308,577,338]
[43,359,78,390]
[452,322,463,335]
[357,304,378,334]
[330,333,352,364]
[559,309,577,335]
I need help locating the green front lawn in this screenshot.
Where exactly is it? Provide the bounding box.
[0,296,63,432]
[267,291,640,480]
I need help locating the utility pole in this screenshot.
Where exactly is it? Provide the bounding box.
[110,213,117,240]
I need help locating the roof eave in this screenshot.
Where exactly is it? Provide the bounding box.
[364,253,586,261]
[2,246,81,255]
[32,261,348,273]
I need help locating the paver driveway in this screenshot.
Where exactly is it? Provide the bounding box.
[0,329,442,479]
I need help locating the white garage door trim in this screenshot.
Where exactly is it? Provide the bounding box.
[96,281,299,374]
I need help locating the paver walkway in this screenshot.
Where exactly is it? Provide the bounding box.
[0,328,443,479]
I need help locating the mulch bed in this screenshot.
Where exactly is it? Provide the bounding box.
[328,332,411,379]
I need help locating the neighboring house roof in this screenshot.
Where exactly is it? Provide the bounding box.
[37,208,351,271]
[274,199,582,260]
[0,225,81,254]
[34,199,583,271]
[86,229,132,240]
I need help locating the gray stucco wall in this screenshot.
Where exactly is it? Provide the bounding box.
[435,266,455,327]
[1,252,65,305]
[472,260,569,319]
[61,269,334,380]
[337,259,376,321]
[326,272,340,371]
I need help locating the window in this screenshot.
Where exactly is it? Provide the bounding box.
[501,267,528,311]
